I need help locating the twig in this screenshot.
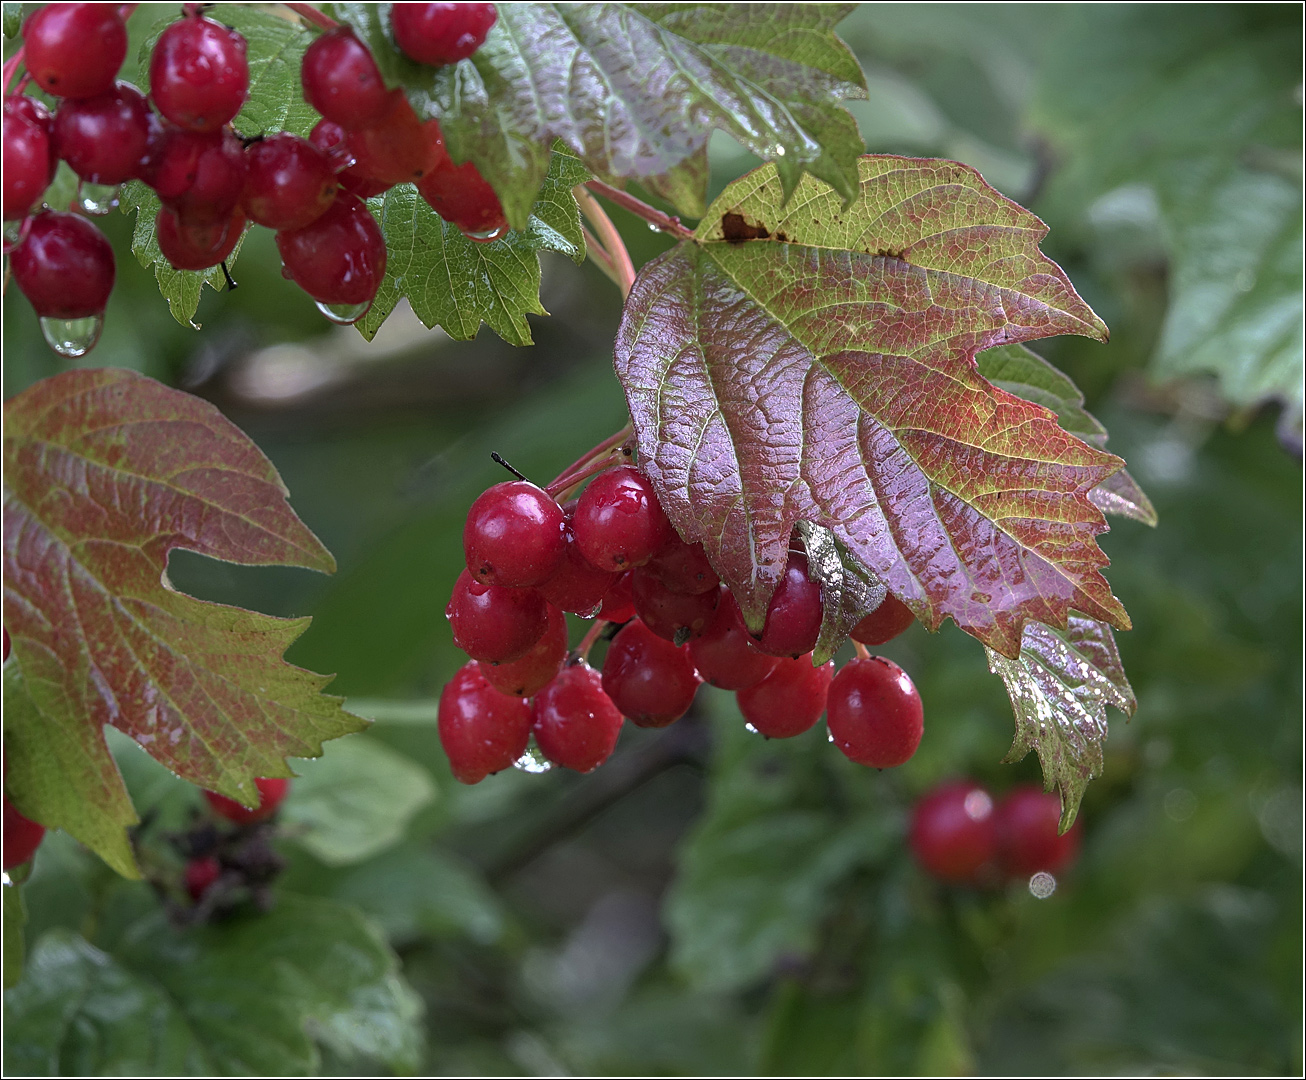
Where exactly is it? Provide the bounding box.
[284,2,338,30]
[580,223,626,293]
[574,184,637,298]
[584,178,695,240]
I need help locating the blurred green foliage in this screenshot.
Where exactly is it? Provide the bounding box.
[3,3,1301,1075]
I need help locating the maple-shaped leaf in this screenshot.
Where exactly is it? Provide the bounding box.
[616,156,1129,658]
[2,369,365,877]
[328,2,867,228]
[987,614,1137,829]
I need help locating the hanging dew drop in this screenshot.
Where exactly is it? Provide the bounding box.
[462,223,509,243]
[77,181,120,215]
[314,299,371,324]
[39,315,104,358]
[744,722,760,735]
[513,746,553,774]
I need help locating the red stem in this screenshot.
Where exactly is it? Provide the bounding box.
[546,423,634,498]
[2,47,24,95]
[853,640,871,661]
[575,186,636,298]
[284,3,338,30]
[574,620,609,664]
[584,179,695,240]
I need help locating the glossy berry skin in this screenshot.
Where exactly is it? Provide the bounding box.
[156,206,244,271]
[144,124,248,227]
[276,191,387,306]
[439,661,532,783]
[532,663,623,772]
[446,569,547,663]
[736,653,834,739]
[753,551,823,658]
[478,603,568,697]
[464,481,567,588]
[596,571,636,623]
[909,781,997,885]
[24,3,127,100]
[301,26,391,129]
[994,785,1081,879]
[630,570,719,643]
[308,118,391,199]
[688,591,777,691]
[242,133,339,231]
[850,593,916,646]
[644,534,719,596]
[204,777,290,826]
[573,466,673,572]
[52,81,150,185]
[416,150,508,239]
[11,211,114,318]
[3,795,46,870]
[391,3,497,65]
[184,854,222,901]
[3,96,55,220]
[150,15,249,133]
[537,516,619,616]
[346,91,444,186]
[826,656,923,768]
[602,619,701,728]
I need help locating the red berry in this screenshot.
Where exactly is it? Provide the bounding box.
[149,15,249,133]
[909,781,997,885]
[478,603,568,697]
[573,466,673,572]
[601,619,701,728]
[3,794,46,870]
[301,26,391,129]
[596,571,636,623]
[630,569,719,643]
[416,141,508,239]
[537,514,619,616]
[687,591,778,691]
[850,593,916,646]
[464,480,567,588]
[308,118,391,199]
[644,534,719,595]
[826,656,923,769]
[531,662,623,772]
[276,191,387,307]
[439,660,532,783]
[204,776,290,826]
[346,90,444,186]
[994,785,1081,879]
[2,95,55,220]
[391,3,497,65]
[736,653,833,739]
[142,123,248,227]
[156,205,244,271]
[446,568,547,663]
[52,81,150,185]
[184,854,222,901]
[753,551,823,658]
[23,3,127,100]
[242,133,340,231]
[11,211,114,318]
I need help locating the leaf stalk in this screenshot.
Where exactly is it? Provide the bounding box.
[575,185,637,298]
[584,179,695,240]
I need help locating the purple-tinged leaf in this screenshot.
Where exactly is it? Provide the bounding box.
[796,521,886,666]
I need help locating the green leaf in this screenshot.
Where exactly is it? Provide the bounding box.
[796,521,886,665]
[2,369,365,877]
[986,613,1137,828]
[354,147,589,345]
[616,156,1127,658]
[329,2,867,225]
[281,735,436,866]
[222,3,320,139]
[2,3,22,37]
[3,897,423,1074]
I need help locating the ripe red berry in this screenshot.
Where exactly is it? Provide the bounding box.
[478,603,568,697]
[308,118,391,199]
[753,551,823,658]
[416,141,508,239]
[204,776,290,826]
[736,653,833,739]
[630,569,719,643]
[3,95,55,220]
[346,91,444,186]
[3,795,46,870]
[446,569,548,663]
[850,593,916,646]
[573,466,673,572]
[439,660,532,783]
[596,571,636,623]
[301,26,391,129]
[994,785,1081,879]
[391,3,498,65]
[909,781,997,885]
[184,854,222,901]
[688,590,778,690]
[11,211,114,318]
[276,191,387,307]
[464,480,567,588]
[601,619,701,728]
[531,662,623,772]
[537,514,619,616]
[644,534,719,595]
[826,656,923,768]
[149,15,249,133]
[142,124,248,227]
[52,81,151,185]
[23,3,127,100]
[156,206,245,271]
[242,133,340,231]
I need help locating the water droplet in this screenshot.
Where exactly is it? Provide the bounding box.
[314,299,371,324]
[963,789,993,821]
[513,746,552,774]
[39,315,103,357]
[461,223,510,243]
[1029,871,1057,899]
[744,722,759,735]
[827,730,835,743]
[647,221,660,232]
[77,181,119,215]
[773,144,786,157]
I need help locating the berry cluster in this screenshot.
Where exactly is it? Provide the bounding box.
[3,3,503,357]
[908,780,1081,888]
[439,457,926,784]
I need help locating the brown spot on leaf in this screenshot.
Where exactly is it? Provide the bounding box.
[721,212,771,243]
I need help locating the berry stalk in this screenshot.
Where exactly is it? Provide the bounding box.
[545,421,634,499]
[583,179,695,240]
[575,184,636,297]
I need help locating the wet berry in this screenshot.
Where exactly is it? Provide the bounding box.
[3,95,55,220]
[573,466,673,572]
[602,619,701,728]
[531,662,623,772]
[850,593,916,646]
[150,14,249,133]
[24,3,127,100]
[155,206,245,271]
[736,653,833,739]
[630,569,719,642]
[596,571,636,623]
[909,781,997,885]
[204,777,290,826]
[826,656,923,768]
[644,534,719,595]
[11,211,114,318]
[2,795,46,870]
[346,90,444,185]
[276,191,387,306]
[446,569,548,663]
[416,140,508,239]
[242,133,340,231]
[301,26,391,129]
[537,514,620,616]
[439,660,532,783]
[391,3,498,65]
[753,551,823,658]
[464,480,567,588]
[143,124,248,227]
[308,117,391,198]
[688,590,778,690]
[478,603,568,697]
